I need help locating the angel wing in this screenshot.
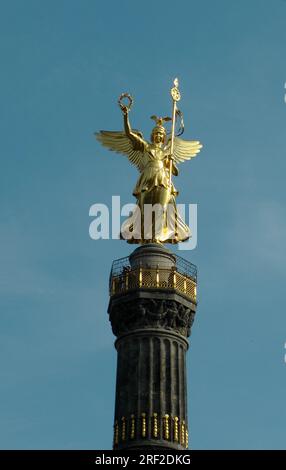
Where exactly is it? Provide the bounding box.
[95,130,146,172]
[165,136,203,164]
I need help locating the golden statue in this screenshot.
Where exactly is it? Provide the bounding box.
[95,79,202,244]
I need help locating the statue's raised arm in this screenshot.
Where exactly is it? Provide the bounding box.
[122,104,146,153]
[95,94,147,172]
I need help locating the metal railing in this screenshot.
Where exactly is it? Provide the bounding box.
[109,255,197,303]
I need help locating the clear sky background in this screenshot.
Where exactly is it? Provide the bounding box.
[0,0,285,450]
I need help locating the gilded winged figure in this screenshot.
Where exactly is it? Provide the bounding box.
[95,85,202,244]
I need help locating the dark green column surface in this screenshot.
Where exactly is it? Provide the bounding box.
[108,244,197,450]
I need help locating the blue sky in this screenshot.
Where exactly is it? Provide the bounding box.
[0,0,286,449]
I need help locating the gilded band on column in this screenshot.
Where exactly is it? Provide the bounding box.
[174,416,179,442]
[115,413,187,446]
[114,420,119,447]
[180,420,185,446]
[185,428,189,448]
[163,414,170,440]
[152,413,158,438]
[141,413,147,438]
[121,416,126,441]
[130,414,135,439]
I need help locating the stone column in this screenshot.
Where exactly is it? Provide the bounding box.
[108,244,197,450]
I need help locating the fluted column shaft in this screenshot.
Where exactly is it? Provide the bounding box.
[113,329,188,449]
